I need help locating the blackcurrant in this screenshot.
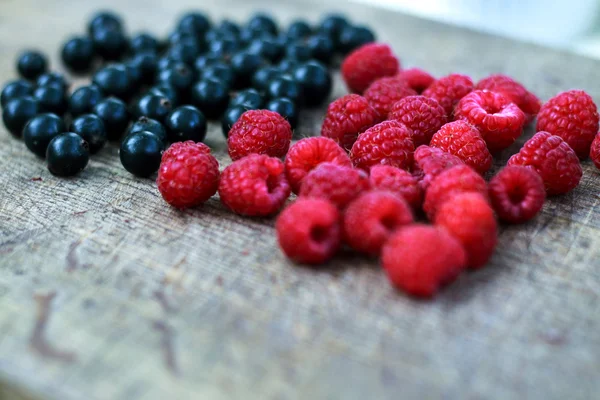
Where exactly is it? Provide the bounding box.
[267,76,302,105]
[157,63,194,97]
[128,52,158,85]
[318,14,349,44]
[92,28,128,61]
[284,42,312,62]
[120,131,164,177]
[215,20,241,37]
[266,98,298,129]
[247,13,278,36]
[191,78,230,119]
[61,37,95,73]
[70,114,107,154]
[286,20,312,40]
[93,97,129,140]
[88,11,124,35]
[177,12,212,37]
[23,113,66,157]
[134,93,173,123]
[247,36,283,63]
[33,86,67,115]
[277,59,299,75]
[231,51,264,88]
[93,64,131,99]
[46,132,89,177]
[165,105,207,143]
[293,61,332,107]
[209,35,241,59]
[194,52,222,73]
[307,34,335,65]
[339,25,376,54]
[251,66,281,92]
[221,105,249,137]
[2,96,39,136]
[128,116,168,144]
[1,79,34,108]
[129,32,160,54]
[17,50,48,81]
[36,72,68,91]
[148,84,179,107]
[69,85,103,117]
[201,62,235,88]
[230,88,263,109]
[167,39,200,66]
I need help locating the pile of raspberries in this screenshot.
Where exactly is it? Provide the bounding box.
[157,42,600,298]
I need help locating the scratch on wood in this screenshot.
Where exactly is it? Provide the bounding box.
[66,240,82,272]
[30,177,42,181]
[152,320,179,375]
[73,210,87,216]
[30,292,76,362]
[153,289,177,314]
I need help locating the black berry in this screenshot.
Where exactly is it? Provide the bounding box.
[69,85,103,117]
[286,20,312,40]
[230,88,263,109]
[251,66,281,92]
[157,63,194,97]
[284,42,312,62]
[221,105,248,137]
[338,25,375,53]
[307,34,334,65]
[231,51,264,88]
[318,14,349,44]
[158,56,180,71]
[88,11,124,35]
[93,97,130,140]
[120,131,164,177]
[165,105,207,143]
[267,76,302,105]
[247,37,283,63]
[46,132,89,177]
[23,113,66,157]
[128,52,158,85]
[277,59,299,75]
[93,64,131,99]
[215,20,241,37]
[194,52,222,72]
[209,35,241,58]
[247,14,278,36]
[167,40,200,66]
[1,80,34,108]
[191,78,230,119]
[36,72,68,91]
[17,50,48,81]
[2,96,38,136]
[61,37,95,73]
[148,84,179,107]
[266,98,298,129]
[92,28,128,61]
[293,61,332,107]
[128,116,167,144]
[33,86,67,115]
[70,114,107,154]
[201,62,235,88]
[177,12,212,37]
[129,32,160,54]
[134,93,173,123]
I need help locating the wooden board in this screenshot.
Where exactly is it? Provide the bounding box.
[1,0,600,399]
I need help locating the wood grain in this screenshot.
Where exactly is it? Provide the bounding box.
[1,0,600,399]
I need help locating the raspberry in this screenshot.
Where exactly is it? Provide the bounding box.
[369,165,423,210]
[341,43,400,94]
[507,131,582,195]
[412,145,464,191]
[299,162,370,209]
[435,192,497,270]
[388,95,447,146]
[218,154,291,216]
[382,224,467,298]
[350,120,414,172]
[476,74,541,123]
[227,109,292,160]
[156,142,220,209]
[591,133,600,170]
[488,166,546,223]
[429,120,492,174]
[363,77,417,120]
[343,190,413,256]
[422,74,474,118]
[284,137,352,194]
[454,90,526,153]
[320,94,378,150]
[423,164,488,220]
[536,90,600,159]
[276,198,341,265]
[397,68,435,93]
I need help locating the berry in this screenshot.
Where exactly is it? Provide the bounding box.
[277,59,299,75]
[157,63,194,97]
[454,90,526,153]
[227,109,292,160]
[1,79,34,108]
[507,131,582,195]
[388,95,447,147]
[194,52,223,72]
[165,105,207,143]
[341,43,400,93]
[251,66,282,91]
[423,164,488,220]
[434,192,497,269]
[70,114,107,154]
[397,68,435,93]
[167,40,200,66]
[218,154,290,216]
[177,12,212,37]
[286,20,312,39]
[88,11,123,35]
[230,88,264,109]
[429,120,492,174]
[209,35,241,59]
[422,73,474,118]
[284,137,352,194]
[476,74,541,122]
[266,98,298,129]
[214,20,241,37]
[299,162,369,209]
[46,132,90,177]
[320,94,378,150]
[276,198,341,265]
[92,64,131,99]
[201,62,235,88]
[130,52,159,84]
[267,76,302,105]
[535,90,600,159]
[307,35,335,65]
[350,120,414,171]
[369,165,423,210]
[68,85,103,117]
[17,50,48,81]
[284,42,312,62]
[129,32,160,54]
[343,190,413,256]
[489,166,546,224]
[33,86,67,115]
[248,13,278,36]
[338,25,376,54]
[412,145,464,191]
[92,28,128,61]
[221,106,251,137]
[134,93,173,123]
[591,133,600,170]
[157,141,219,208]
[36,72,68,91]
[148,84,179,107]
[120,131,164,177]
[2,96,39,137]
[231,51,264,88]
[293,61,332,108]
[191,78,230,119]
[23,113,65,158]
[247,37,284,63]
[363,76,417,120]
[128,116,167,144]
[382,224,467,298]
[318,14,349,43]
[93,97,129,141]
[61,37,95,73]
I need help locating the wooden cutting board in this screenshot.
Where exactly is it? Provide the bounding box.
[1,0,599,399]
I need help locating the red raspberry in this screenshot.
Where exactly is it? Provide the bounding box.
[591,133,600,170]
[536,90,600,159]
[157,142,220,209]
[227,109,292,160]
[429,120,492,174]
[488,166,546,224]
[388,95,447,147]
[412,145,464,191]
[382,224,466,298]
[341,43,400,94]
[350,120,414,172]
[435,192,497,270]
[422,74,474,118]
[321,94,378,151]
[507,131,582,195]
[276,198,341,265]
[369,165,423,210]
[454,90,526,153]
[284,137,351,194]
[423,164,488,220]
[299,162,370,209]
[363,77,417,120]
[218,154,291,216]
[397,68,435,93]
[343,190,413,256]
[476,74,541,123]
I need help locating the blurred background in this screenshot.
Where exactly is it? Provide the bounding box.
[355,0,600,58]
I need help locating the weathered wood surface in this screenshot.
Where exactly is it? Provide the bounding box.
[1,0,600,399]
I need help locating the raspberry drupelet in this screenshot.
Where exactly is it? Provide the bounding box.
[388,95,447,147]
[591,133,600,170]
[341,43,400,93]
[363,76,417,121]
[320,94,378,151]
[227,109,292,160]
[369,165,423,210]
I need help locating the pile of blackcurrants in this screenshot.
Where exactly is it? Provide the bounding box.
[1,10,375,177]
